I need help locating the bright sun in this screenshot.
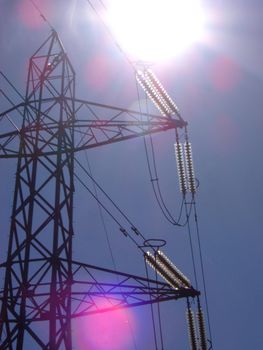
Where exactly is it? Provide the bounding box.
[104,0,207,62]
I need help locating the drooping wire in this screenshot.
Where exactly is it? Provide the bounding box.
[135,75,186,227]
[84,0,188,228]
[146,129,185,226]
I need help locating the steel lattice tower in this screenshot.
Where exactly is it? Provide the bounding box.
[0,31,198,349]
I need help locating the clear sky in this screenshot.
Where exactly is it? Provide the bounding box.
[0,1,263,349]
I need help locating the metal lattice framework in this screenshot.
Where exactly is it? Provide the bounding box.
[0,30,197,349]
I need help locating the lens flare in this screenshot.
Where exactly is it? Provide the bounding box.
[74,300,137,350]
[16,0,53,29]
[104,0,207,62]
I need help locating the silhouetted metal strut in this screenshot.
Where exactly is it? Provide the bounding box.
[0,30,193,349]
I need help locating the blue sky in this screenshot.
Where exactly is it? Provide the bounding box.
[0,0,263,349]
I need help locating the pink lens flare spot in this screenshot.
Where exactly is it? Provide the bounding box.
[210,56,241,92]
[74,300,137,350]
[16,0,52,29]
[211,114,241,155]
[85,55,113,92]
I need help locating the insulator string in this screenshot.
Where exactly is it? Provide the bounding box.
[197,299,208,350]
[174,141,187,195]
[186,299,198,350]
[184,141,196,194]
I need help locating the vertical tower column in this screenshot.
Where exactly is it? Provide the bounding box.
[0,31,76,349]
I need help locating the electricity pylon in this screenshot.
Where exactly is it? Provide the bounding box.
[0,30,197,349]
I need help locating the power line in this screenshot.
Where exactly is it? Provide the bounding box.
[73,169,144,251]
[75,156,147,242]
[144,260,159,350]
[84,0,135,69]
[193,201,214,348]
[80,151,139,349]
[184,200,199,291]
[29,0,54,30]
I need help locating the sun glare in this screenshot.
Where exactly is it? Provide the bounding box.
[105,0,207,62]
[74,301,137,350]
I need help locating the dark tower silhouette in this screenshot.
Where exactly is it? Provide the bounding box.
[0,31,197,349]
